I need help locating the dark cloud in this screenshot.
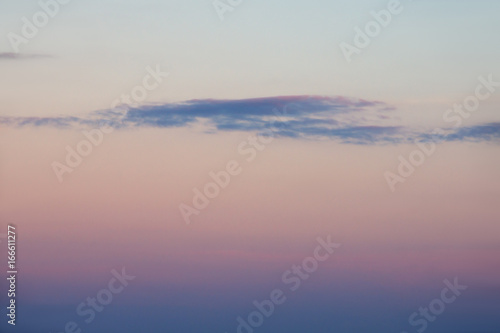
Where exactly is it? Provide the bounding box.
[106,96,410,144]
[1,96,499,145]
[446,122,500,142]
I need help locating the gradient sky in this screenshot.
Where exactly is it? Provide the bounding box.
[0,1,499,333]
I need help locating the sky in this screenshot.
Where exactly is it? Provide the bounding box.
[0,0,499,332]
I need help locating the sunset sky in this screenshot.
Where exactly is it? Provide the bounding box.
[0,1,499,332]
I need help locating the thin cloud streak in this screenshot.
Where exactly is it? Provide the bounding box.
[0,52,53,60]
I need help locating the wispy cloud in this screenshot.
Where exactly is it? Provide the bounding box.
[1,95,498,145]
[0,52,52,60]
